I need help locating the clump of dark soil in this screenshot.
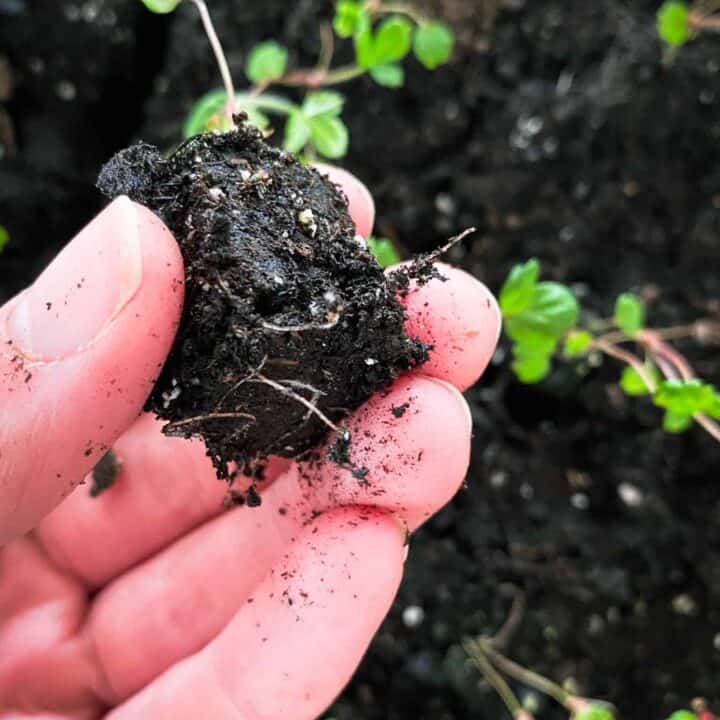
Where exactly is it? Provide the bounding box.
[97,122,427,480]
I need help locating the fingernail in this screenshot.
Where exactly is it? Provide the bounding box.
[423,377,474,434]
[7,197,143,360]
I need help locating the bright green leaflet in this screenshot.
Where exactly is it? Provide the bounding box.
[284,111,312,153]
[355,16,413,70]
[499,258,540,315]
[373,17,413,63]
[333,0,368,38]
[245,41,288,84]
[140,0,181,13]
[512,344,552,384]
[667,712,698,720]
[564,330,593,357]
[0,225,9,254]
[614,293,644,334]
[309,115,349,158]
[367,237,401,268]
[302,91,344,118]
[620,365,660,396]
[413,22,454,69]
[653,378,719,416]
[663,410,693,433]
[574,705,616,720]
[657,2,691,47]
[504,282,579,348]
[370,63,404,87]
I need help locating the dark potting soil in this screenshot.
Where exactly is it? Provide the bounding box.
[2,1,720,718]
[98,125,426,481]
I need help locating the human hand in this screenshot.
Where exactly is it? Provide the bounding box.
[0,169,501,719]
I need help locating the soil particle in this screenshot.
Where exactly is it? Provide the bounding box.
[90,449,120,497]
[97,122,427,480]
[391,402,410,418]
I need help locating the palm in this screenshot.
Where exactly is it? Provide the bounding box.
[0,172,499,719]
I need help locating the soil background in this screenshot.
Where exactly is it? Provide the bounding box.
[2,1,720,718]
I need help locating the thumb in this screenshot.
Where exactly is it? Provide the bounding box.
[0,197,184,545]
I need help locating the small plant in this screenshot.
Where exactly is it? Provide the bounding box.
[0,224,9,253]
[139,0,454,160]
[498,259,720,443]
[656,1,720,54]
[464,630,716,720]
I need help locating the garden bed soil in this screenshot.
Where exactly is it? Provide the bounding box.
[2,1,720,717]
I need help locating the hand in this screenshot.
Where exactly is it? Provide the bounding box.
[0,169,500,719]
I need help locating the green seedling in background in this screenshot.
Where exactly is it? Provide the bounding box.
[465,628,712,720]
[0,225,9,254]
[140,0,454,160]
[499,259,720,443]
[367,236,401,267]
[656,1,720,53]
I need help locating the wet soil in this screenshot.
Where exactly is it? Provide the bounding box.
[2,1,720,717]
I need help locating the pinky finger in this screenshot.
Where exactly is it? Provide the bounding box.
[106,507,406,720]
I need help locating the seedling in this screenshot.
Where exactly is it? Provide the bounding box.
[0,224,9,253]
[139,0,454,160]
[657,1,720,56]
[498,259,720,443]
[464,616,716,720]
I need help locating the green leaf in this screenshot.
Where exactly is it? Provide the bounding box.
[511,344,553,384]
[367,236,401,268]
[283,111,311,154]
[504,282,580,347]
[245,41,288,84]
[183,90,271,138]
[667,712,698,720]
[370,63,404,87]
[373,16,413,63]
[653,378,717,416]
[413,22,454,69]
[614,293,645,334]
[564,330,593,357]
[0,225,9,254]
[310,115,349,159]
[574,705,616,720]
[354,26,376,69]
[620,365,660,396]
[243,106,271,131]
[333,0,369,38]
[499,258,540,316]
[302,91,344,118]
[139,0,181,13]
[663,410,693,433]
[183,89,230,137]
[657,2,691,47]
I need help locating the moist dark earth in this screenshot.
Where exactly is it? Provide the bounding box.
[2,1,720,718]
[97,128,425,483]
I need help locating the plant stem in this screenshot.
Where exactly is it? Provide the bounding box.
[190,0,236,115]
[478,640,571,709]
[375,2,429,24]
[462,639,524,719]
[234,91,297,116]
[317,21,335,74]
[277,64,366,88]
[592,320,720,348]
[690,11,720,29]
[640,330,694,381]
[592,339,659,392]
